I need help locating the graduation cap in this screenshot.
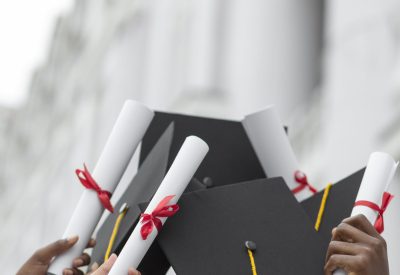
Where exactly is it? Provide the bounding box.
[139,111,266,187]
[155,177,327,275]
[301,168,365,245]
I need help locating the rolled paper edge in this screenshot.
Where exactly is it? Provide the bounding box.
[243,104,275,119]
[124,99,154,117]
[185,135,210,152]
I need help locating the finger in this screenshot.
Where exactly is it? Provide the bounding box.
[325,241,364,263]
[342,214,380,238]
[33,236,79,264]
[324,254,361,275]
[63,268,84,275]
[72,253,91,267]
[333,223,375,245]
[95,254,118,274]
[88,262,100,274]
[87,239,97,248]
[128,268,141,275]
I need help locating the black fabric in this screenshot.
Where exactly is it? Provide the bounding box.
[301,168,365,245]
[157,177,326,275]
[139,112,266,187]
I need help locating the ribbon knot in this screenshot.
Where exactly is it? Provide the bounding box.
[76,164,114,213]
[140,195,179,240]
[354,192,394,234]
[292,170,317,194]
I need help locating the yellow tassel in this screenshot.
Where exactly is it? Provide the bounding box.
[104,205,128,262]
[314,183,332,231]
[247,249,258,275]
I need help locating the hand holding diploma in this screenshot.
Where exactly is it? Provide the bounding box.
[17,236,96,275]
[324,215,389,275]
[48,100,154,274]
[329,152,398,275]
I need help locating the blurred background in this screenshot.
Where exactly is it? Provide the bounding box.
[1,0,400,273]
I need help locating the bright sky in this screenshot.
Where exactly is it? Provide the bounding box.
[0,0,73,108]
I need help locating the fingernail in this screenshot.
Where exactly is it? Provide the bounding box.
[67,235,79,243]
[73,258,84,266]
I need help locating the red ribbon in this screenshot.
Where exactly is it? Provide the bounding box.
[76,164,114,213]
[140,195,179,240]
[292,170,317,194]
[354,192,394,234]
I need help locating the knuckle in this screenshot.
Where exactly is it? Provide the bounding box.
[371,238,384,251]
[354,214,367,223]
[357,254,369,268]
[328,240,340,251]
[360,245,373,258]
[381,237,388,249]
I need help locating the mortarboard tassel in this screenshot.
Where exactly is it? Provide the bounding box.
[314,183,332,231]
[245,241,258,275]
[104,203,129,262]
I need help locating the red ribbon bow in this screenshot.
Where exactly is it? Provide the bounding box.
[76,164,114,213]
[140,195,179,240]
[354,192,394,234]
[292,170,317,194]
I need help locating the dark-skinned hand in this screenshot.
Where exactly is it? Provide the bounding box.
[16,236,96,275]
[324,214,389,275]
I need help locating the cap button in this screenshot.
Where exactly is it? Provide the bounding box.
[202,177,213,187]
[245,241,257,251]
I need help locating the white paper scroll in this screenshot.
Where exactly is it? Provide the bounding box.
[242,105,313,201]
[48,100,154,275]
[334,152,398,275]
[108,136,209,275]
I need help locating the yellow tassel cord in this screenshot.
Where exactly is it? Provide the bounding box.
[104,207,128,262]
[314,183,332,231]
[247,249,258,275]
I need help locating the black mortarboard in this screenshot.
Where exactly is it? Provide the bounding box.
[156,177,326,275]
[139,111,265,187]
[301,168,365,245]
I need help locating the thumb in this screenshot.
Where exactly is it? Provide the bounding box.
[32,236,79,264]
[94,254,118,275]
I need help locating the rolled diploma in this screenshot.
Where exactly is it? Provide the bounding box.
[242,105,312,201]
[334,152,398,275]
[48,100,154,275]
[108,136,209,274]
